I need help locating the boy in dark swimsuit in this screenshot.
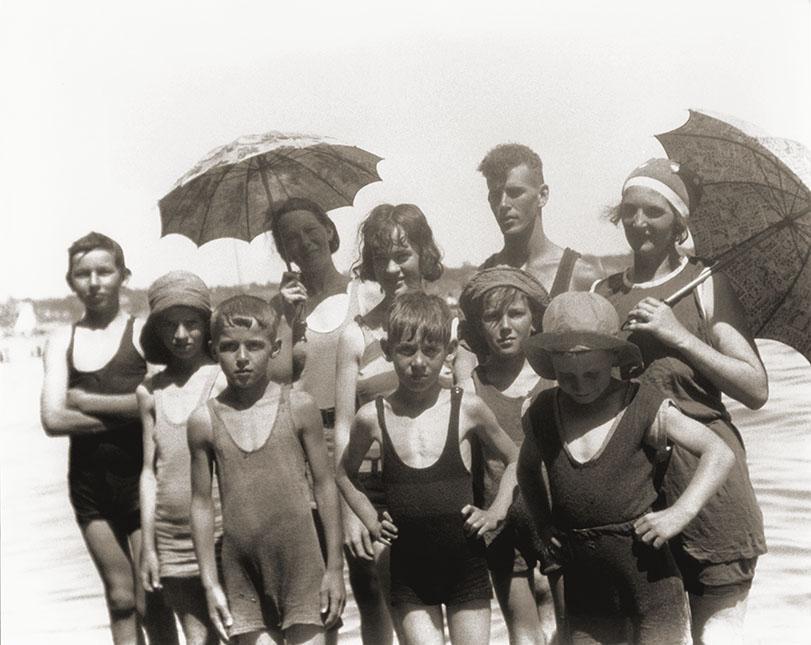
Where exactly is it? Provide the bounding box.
[519,292,735,644]
[188,295,344,644]
[336,292,519,645]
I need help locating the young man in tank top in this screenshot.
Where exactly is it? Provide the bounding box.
[477,143,603,296]
[188,296,345,644]
[336,292,519,645]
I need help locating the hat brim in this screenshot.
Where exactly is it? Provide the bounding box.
[523,331,643,380]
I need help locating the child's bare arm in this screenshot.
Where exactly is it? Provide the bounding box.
[40,328,107,436]
[137,382,160,592]
[517,412,554,534]
[336,405,397,549]
[333,323,378,558]
[462,395,519,538]
[67,389,141,418]
[187,404,232,641]
[634,403,735,548]
[292,391,346,628]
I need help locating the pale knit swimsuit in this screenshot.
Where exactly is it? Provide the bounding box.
[379,387,492,606]
[595,259,766,593]
[471,368,549,574]
[153,364,222,578]
[67,316,145,532]
[525,383,688,645]
[207,388,325,634]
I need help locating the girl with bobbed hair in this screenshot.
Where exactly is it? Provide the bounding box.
[333,203,446,645]
[594,159,768,644]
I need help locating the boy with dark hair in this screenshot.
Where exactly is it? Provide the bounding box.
[188,295,345,644]
[478,143,603,296]
[336,292,519,645]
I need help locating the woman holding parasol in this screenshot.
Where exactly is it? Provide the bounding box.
[593,159,768,644]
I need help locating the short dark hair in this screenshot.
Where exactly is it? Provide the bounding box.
[66,232,129,283]
[210,295,279,343]
[265,197,340,262]
[353,203,443,282]
[387,292,453,348]
[478,143,544,186]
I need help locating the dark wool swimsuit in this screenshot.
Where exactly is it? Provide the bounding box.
[67,316,146,532]
[524,383,688,644]
[596,259,766,593]
[378,387,492,606]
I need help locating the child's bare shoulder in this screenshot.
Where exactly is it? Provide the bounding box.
[187,401,214,443]
[354,399,382,430]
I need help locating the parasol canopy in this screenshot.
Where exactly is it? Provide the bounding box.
[656,109,811,364]
[158,131,383,246]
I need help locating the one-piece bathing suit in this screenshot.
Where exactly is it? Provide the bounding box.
[207,387,326,635]
[378,387,492,606]
[67,316,146,533]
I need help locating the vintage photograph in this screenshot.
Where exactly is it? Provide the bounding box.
[1,1,809,643]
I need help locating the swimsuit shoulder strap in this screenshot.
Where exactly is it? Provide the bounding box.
[550,247,582,298]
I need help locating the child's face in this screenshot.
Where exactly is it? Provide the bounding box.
[552,350,614,405]
[372,227,422,297]
[387,330,451,393]
[68,249,126,311]
[481,292,534,359]
[155,306,207,361]
[213,321,279,389]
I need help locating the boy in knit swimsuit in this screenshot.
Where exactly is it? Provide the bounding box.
[518,293,735,644]
[188,296,345,644]
[336,292,519,645]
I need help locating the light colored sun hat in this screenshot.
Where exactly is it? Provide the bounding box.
[523,291,642,380]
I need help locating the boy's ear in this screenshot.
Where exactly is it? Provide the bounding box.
[270,338,283,358]
[208,339,218,360]
[537,184,549,210]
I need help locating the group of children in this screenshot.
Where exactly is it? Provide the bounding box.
[47,227,740,645]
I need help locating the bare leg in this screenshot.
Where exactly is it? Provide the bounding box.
[446,599,491,645]
[285,623,327,645]
[127,528,179,644]
[532,570,558,644]
[346,542,393,645]
[234,630,284,645]
[689,588,749,645]
[492,568,544,645]
[390,603,445,645]
[80,519,142,645]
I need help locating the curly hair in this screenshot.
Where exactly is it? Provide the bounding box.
[352,203,443,283]
[265,197,340,263]
[478,143,544,186]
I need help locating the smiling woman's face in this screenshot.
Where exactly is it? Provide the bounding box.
[619,186,682,257]
[276,209,333,270]
[371,227,422,297]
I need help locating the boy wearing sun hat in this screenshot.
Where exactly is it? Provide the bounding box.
[518,292,734,644]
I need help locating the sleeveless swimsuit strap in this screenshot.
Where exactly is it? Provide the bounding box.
[550,247,582,298]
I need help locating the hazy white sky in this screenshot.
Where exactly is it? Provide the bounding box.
[1,0,809,300]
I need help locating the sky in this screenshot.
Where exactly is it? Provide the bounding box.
[1,0,809,300]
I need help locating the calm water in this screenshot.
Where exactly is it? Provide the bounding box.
[1,340,809,644]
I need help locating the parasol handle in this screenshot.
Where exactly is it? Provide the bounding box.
[662,264,716,306]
